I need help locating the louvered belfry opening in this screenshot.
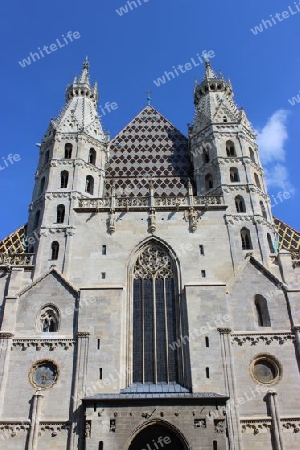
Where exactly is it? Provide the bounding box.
[132,244,178,384]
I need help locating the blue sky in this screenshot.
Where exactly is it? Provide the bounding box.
[0,0,299,240]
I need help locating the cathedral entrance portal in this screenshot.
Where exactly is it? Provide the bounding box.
[128,423,187,450]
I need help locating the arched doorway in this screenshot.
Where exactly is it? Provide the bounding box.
[128,423,187,450]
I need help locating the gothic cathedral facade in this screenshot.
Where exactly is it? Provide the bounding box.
[0,60,299,450]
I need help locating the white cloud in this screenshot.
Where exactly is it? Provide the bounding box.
[264,164,295,195]
[256,109,288,164]
[256,110,295,194]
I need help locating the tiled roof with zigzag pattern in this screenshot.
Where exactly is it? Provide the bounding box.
[105,105,192,196]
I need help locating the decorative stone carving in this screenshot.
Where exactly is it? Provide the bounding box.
[117,197,149,208]
[108,212,116,234]
[85,420,91,437]
[156,196,187,207]
[109,419,116,432]
[77,195,223,212]
[188,208,198,233]
[0,254,34,266]
[134,245,173,279]
[78,198,110,209]
[250,353,282,385]
[47,226,75,235]
[77,332,90,338]
[0,332,14,339]
[194,419,206,428]
[281,418,300,433]
[0,422,30,439]
[225,214,254,224]
[148,209,156,233]
[214,420,226,434]
[232,333,293,346]
[241,419,272,434]
[29,359,59,390]
[217,328,232,334]
[12,339,75,351]
[39,422,70,436]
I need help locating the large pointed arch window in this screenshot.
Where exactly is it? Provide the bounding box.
[132,244,178,384]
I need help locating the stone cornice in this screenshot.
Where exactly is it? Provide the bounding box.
[231,332,294,346]
[240,418,272,434]
[48,158,104,174]
[224,214,254,224]
[30,191,88,209]
[224,214,273,230]
[39,421,71,436]
[76,195,226,213]
[39,225,76,237]
[240,417,300,434]
[0,421,30,437]
[44,192,84,200]
[0,254,34,267]
[11,338,75,351]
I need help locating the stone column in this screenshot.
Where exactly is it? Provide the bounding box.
[27,390,44,450]
[0,332,14,417]
[218,327,243,450]
[267,389,284,450]
[68,332,90,450]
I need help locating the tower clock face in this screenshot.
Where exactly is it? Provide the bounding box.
[29,360,59,389]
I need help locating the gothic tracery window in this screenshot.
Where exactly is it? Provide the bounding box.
[133,244,178,384]
[39,305,59,332]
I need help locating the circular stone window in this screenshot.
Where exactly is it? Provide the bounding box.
[29,359,59,389]
[250,354,282,385]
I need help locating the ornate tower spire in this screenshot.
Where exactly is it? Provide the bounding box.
[192,61,237,133]
[53,59,102,137]
[27,60,109,276]
[203,60,218,80]
[190,61,276,266]
[78,57,90,84]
